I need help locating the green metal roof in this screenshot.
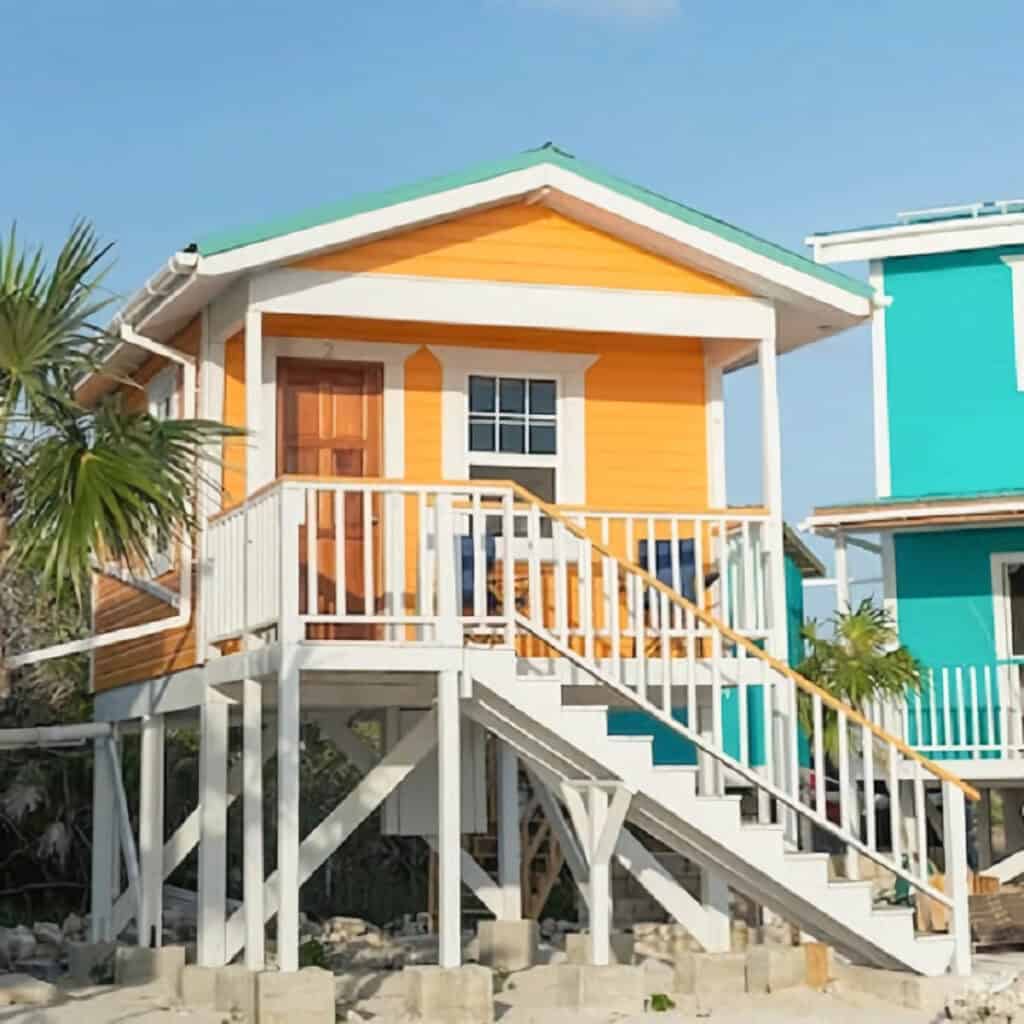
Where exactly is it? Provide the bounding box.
[196,143,874,300]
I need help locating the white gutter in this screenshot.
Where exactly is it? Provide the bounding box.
[7,323,199,670]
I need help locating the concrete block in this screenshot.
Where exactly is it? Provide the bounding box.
[180,965,218,1007]
[746,944,807,993]
[114,944,185,989]
[564,930,635,965]
[404,964,494,1024]
[832,962,984,1015]
[578,964,645,1012]
[477,920,538,972]
[673,951,747,997]
[256,966,335,1024]
[65,940,116,986]
[497,964,645,1012]
[216,964,256,1017]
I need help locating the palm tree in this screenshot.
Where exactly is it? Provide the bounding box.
[797,598,921,757]
[0,221,231,675]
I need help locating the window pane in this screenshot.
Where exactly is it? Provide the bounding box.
[499,422,526,453]
[499,378,526,414]
[469,418,495,452]
[529,422,556,455]
[529,379,556,416]
[469,376,496,413]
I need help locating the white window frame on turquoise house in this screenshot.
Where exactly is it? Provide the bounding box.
[991,551,1024,663]
[1002,255,1024,391]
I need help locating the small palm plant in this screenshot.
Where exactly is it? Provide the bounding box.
[797,598,921,757]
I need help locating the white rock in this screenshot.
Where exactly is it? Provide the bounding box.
[62,913,84,937]
[0,972,60,1006]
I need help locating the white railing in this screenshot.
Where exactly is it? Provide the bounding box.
[868,662,1024,761]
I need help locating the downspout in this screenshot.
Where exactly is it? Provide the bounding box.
[6,312,201,670]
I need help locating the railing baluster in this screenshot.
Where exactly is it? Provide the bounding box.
[716,518,730,627]
[471,492,485,621]
[888,742,902,864]
[362,489,374,618]
[608,556,621,677]
[634,576,647,691]
[984,665,996,756]
[335,489,347,618]
[501,491,515,646]
[914,764,928,882]
[913,680,924,754]
[306,488,318,618]
[659,591,671,714]
[862,723,876,852]
[969,666,981,759]
[838,713,858,878]
[928,669,939,755]
[813,693,825,816]
[416,492,428,636]
[645,517,657,632]
[694,521,705,615]
[554,521,568,646]
[711,628,724,794]
[738,642,749,768]
[582,539,595,661]
[742,520,755,635]
[669,518,682,633]
[942,667,953,754]
[686,606,697,742]
[955,667,967,758]
[528,504,542,628]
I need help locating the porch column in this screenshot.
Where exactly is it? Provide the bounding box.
[834,530,850,613]
[277,652,302,972]
[242,679,265,969]
[198,697,229,967]
[244,308,263,492]
[90,732,118,943]
[700,869,731,953]
[496,740,522,919]
[138,713,165,947]
[437,669,462,967]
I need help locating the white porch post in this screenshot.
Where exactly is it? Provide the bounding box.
[587,785,611,966]
[700,869,731,953]
[497,741,522,920]
[244,308,263,491]
[198,698,229,967]
[943,781,972,976]
[90,733,118,943]
[242,678,265,969]
[437,669,462,968]
[138,713,165,947]
[834,530,850,613]
[277,654,301,972]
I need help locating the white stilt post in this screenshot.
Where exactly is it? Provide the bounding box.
[497,740,522,920]
[243,679,265,968]
[587,785,611,967]
[700,869,731,953]
[437,669,462,968]
[277,656,301,972]
[943,781,972,976]
[90,733,117,943]
[198,698,228,967]
[834,531,850,613]
[139,713,165,948]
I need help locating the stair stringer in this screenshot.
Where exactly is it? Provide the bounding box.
[465,663,956,977]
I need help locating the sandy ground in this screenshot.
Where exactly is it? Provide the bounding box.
[0,983,941,1024]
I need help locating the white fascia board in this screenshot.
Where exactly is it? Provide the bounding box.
[802,498,1024,532]
[808,216,1024,264]
[250,268,777,340]
[540,167,873,319]
[199,167,550,277]
[1002,256,1024,392]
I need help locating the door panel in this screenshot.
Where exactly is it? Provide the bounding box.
[277,359,383,639]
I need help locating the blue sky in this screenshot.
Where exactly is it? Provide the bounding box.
[5,0,1023,615]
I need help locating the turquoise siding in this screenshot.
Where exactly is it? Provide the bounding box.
[885,246,1024,498]
[607,554,806,767]
[894,529,1023,758]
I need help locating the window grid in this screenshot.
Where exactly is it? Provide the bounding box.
[467,374,556,456]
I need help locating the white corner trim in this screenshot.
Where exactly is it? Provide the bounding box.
[1001,256,1024,392]
[880,533,899,636]
[426,343,595,504]
[703,344,726,507]
[869,261,892,496]
[250,268,777,341]
[257,337,418,490]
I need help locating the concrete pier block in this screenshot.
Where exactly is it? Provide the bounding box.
[578,965,645,1012]
[180,965,218,1006]
[404,964,494,1024]
[114,944,185,989]
[216,964,257,1017]
[746,945,807,993]
[65,941,116,986]
[565,930,635,965]
[673,951,747,997]
[498,964,644,1013]
[256,967,335,1024]
[477,920,538,972]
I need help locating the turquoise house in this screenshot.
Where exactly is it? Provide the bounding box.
[804,203,1024,868]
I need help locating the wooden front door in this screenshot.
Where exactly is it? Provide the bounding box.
[277,359,383,638]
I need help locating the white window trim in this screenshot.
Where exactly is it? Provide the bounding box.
[990,552,1024,663]
[1001,255,1024,392]
[257,337,419,490]
[428,344,596,504]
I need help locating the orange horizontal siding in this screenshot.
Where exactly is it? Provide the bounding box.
[293,203,748,297]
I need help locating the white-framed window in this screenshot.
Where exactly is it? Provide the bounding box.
[146,366,179,576]
[992,552,1024,661]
